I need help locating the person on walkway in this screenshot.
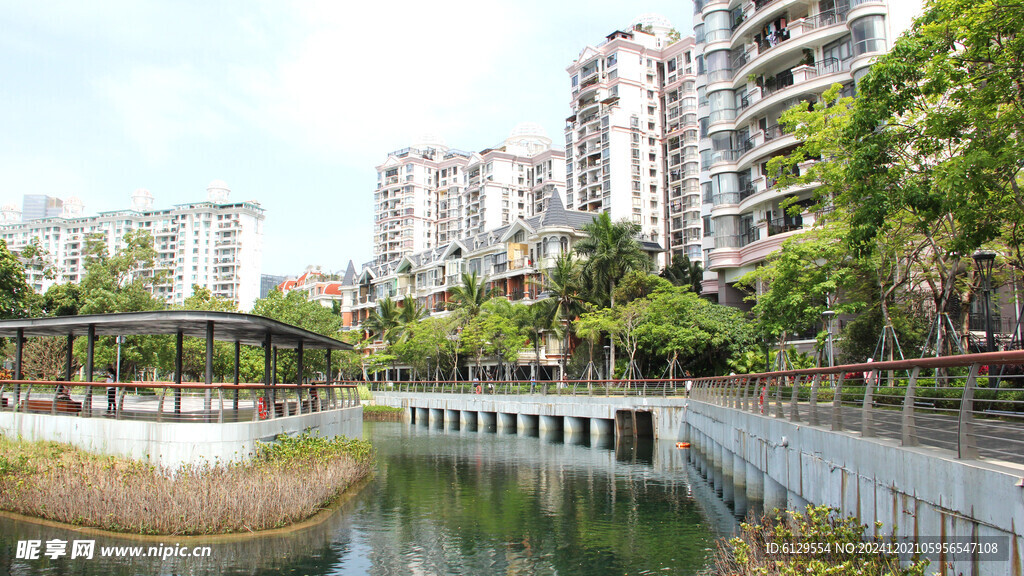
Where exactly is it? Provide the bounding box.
[105,366,116,414]
[530,375,536,394]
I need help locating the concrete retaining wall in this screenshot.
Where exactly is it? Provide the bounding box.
[685,400,1024,576]
[0,407,363,468]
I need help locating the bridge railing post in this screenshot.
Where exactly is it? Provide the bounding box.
[901,366,921,446]
[958,363,980,459]
[774,377,784,419]
[808,374,820,426]
[862,368,876,437]
[832,373,845,431]
[789,374,801,422]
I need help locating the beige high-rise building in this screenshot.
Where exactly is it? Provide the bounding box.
[564,15,700,268]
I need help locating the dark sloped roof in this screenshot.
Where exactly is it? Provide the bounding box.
[0,311,351,350]
[539,191,598,229]
[341,260,357,286]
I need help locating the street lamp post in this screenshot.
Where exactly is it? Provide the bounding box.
[973,250,997,353]
[821,310,835,368]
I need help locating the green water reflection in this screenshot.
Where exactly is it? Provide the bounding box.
[0,422,734,575]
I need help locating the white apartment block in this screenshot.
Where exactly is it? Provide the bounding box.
[564,15,700,268]
[694,0,923,307]
[373,126,566,269]
[0,181,265,310]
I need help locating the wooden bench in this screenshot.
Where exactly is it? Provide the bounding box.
[22,398,83,414]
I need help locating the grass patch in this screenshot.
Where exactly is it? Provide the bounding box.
[0,432,373,536]
[363,404,403,421]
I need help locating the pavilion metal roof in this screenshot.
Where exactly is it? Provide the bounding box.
[0,311,352,351]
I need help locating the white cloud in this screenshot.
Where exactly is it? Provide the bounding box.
[250,0,526,164]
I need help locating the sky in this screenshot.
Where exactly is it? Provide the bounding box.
[0,0,693,276]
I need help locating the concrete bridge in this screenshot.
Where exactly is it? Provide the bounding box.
[375,350,1024,576]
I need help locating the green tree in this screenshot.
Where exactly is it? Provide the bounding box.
[574,213,651,374]
[0,239,35,319]
[737,226,859,350]
[537,252,588,381]
[512,299,558,380]
[40,283,83,317]
[392,316,459,380]
[78,229,164,315]
[635,284,756,377]
[839,0,1024,353]
[458,299,527,379]
[251,289,342,382]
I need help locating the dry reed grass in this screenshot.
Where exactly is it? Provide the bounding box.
[0,433,372,535]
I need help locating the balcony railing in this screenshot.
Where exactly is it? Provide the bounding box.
[763,124,786,141]
[761,72,795,99]
[803,9,848,31]
[767,215,804,236]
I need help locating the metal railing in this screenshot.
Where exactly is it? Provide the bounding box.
[364,350,1024,464]
[690,351,1024,463]
[0,380,361,423]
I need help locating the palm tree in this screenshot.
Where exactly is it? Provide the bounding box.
[447,272,493,319]
[661,254,703,294]
[399,294,426,326]
[537,252,588,382]
[573,212,651,377]
[363,296,402,345]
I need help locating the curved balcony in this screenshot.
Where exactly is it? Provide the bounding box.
[731,10,851,88]
[730,0,804,48]
[735,58,851,127]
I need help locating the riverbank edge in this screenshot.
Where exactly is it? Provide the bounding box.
[0,468,377,544]
[0,434,375,539]
[363,405,404,422]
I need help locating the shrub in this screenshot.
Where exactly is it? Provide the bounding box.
[713,505,930,576]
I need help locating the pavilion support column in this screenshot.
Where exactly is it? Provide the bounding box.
[296,341,304,414]
[13,328,24,404]
[325,349,332,411]
[64,333,75,382]
[204,321,214,419]
[175,330,183,415]
[273,347,279,415]
[84,325,95,415]
[233,341,241,412]
[263,332,273,420]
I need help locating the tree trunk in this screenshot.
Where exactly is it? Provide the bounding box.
[608,279,616,378]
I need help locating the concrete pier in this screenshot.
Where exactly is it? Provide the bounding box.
[517,413,538,433]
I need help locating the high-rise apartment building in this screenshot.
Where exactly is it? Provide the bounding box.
[693,0,922,305]
[0,181,265,310]
[564,15,700,267]
[373,126,566,268]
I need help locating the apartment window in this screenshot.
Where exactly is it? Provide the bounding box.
[852,16,887,56]
[607,52,617,67]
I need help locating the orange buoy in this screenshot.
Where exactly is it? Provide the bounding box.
[676,442,691,449]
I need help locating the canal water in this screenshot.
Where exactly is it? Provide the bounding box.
[0,421,737,575]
